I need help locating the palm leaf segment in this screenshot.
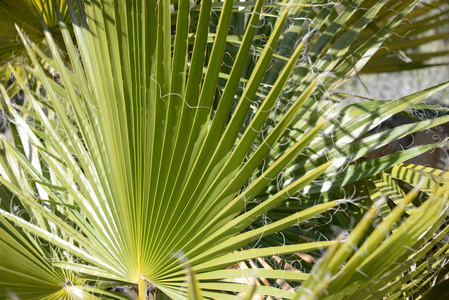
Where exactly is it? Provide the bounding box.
[0,0,70,64]
[0,0,72,108]
[0,0,448,299]
[0,215,106,300]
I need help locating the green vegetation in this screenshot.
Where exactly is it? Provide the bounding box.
[0,0,449,299]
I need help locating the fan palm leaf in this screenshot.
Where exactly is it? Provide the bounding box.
[0,0,448,299]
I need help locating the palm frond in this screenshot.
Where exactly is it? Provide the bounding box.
[0,0,448,299]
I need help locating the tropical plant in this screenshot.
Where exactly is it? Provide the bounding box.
[0,0,448,299]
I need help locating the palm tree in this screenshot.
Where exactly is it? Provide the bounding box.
[0,0,448,299]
